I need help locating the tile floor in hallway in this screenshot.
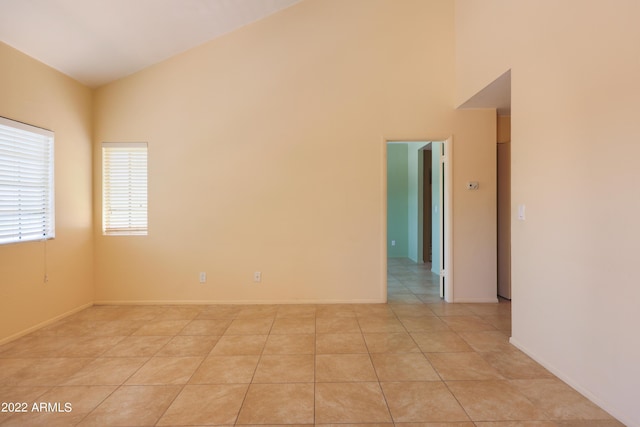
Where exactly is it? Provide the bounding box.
[0,258,623,426]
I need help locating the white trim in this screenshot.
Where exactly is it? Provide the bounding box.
[93,298,387,306]
[381,136,389,302]
[0,302,93,346]
[0,116,53,138]
[451,297,499,303]
[442,136,454,302]
[101,141,147,148]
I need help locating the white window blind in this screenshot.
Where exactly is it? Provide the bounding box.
[0,117,55,245]
[102,142,148,235]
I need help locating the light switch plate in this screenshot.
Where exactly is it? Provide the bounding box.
[518,204,526,220]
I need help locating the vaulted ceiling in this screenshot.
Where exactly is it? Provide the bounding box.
[0,0,301,87]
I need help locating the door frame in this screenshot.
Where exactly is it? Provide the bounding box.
[383,136,453,302]
[441,136,453,301]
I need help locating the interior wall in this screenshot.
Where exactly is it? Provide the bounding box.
[93,0,457,304]
[388,141,435,264]
[456,1,640,425]
[407,142,428,263]
[497,115,511,144]
[0,0,503,343]
[387,144,409,258]
[451,109,497,302]
[422,149,432,263]
[0,42,94,343]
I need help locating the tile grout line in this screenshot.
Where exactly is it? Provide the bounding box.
[232,311,274,426]
[363,313,396,425]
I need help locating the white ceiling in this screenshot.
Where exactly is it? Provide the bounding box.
[0,0,301,88]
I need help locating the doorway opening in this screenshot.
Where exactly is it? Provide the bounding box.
[497,116,511,300]
[386,139,452,301]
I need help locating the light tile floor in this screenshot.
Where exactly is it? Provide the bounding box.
[0,258,624,426]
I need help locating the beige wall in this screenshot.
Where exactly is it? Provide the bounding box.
[456,1,640,425]
[452,109,497,302]
[93,0,462,304]
[0,0,500,347]
[0,43,94,343]
[497,115,510,144]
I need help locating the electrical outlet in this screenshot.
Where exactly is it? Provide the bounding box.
[391,240,396,246]
[254,271,261,282]
[199,272,207,283]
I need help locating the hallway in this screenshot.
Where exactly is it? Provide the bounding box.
[388,257,447,304]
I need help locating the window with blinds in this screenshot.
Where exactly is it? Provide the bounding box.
[0,117,55,245]
[102,142,148,235]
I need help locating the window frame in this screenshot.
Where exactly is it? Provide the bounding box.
[102,141,148,236]
[0,116,55,245]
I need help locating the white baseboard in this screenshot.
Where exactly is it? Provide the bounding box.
[93,298,387,306]
[0,302,94,346]
[509,337,636,427]
[452,297,499,303]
